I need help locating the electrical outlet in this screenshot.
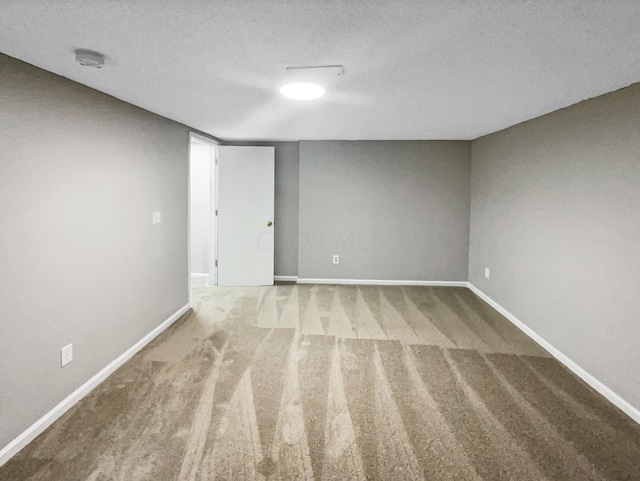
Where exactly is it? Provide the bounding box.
[61,343,73,367]
[333,255,340,264]
[152,211,162,224]
[484,267,490,279]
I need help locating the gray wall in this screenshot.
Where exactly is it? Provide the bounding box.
[469,83,640,410]
[0,54,190,448]
[273,142,300,277]
[227,141,299,277]
[298,141,471,280]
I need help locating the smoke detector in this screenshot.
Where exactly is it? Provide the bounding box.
[74,49,106,68]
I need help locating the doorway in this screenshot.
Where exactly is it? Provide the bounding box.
[189,133,218,290]
[188,138,276,297]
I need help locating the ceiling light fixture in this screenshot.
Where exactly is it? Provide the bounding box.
[280,82,325,100]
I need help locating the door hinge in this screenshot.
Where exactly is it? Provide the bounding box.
[215,209,218,216]
[215,260,218,267]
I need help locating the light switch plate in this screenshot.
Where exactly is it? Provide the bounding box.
[152,211,162,224]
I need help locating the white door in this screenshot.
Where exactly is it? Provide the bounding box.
[217,146,275,286]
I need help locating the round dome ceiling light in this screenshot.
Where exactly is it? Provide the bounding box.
[279,82,325,100]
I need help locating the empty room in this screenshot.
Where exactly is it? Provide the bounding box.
[1,1,639,480]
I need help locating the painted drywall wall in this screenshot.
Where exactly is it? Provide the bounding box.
[227,141,299,277]
[469,83,640,410]
[298,141,471,280]
[274,142,300,277]
[0,53,189,449]
[189,140,212,274]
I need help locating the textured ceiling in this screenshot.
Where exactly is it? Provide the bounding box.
[2,1,640,140]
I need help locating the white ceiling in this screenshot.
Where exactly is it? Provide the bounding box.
[2,1,640,141]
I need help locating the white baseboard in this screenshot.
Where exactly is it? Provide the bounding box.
[0,302,191,468]
[274,275,298,282]
[467,283,640,425]
[297,278,468,287]
[190,273,209,278]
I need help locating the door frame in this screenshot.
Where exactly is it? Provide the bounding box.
[188,132,219,304]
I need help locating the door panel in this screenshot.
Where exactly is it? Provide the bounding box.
[217,146,275,286]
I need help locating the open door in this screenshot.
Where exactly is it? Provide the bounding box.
[217,146,275,286]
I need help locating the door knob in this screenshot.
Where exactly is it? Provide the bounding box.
[267,221,273,227]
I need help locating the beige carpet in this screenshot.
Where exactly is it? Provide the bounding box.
[2,280,639,480]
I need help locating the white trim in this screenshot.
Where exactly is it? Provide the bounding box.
[467,283,640,425]
[190,273,209,278]
[296,278,468,287]
[274,275,298,282]
[189,131,220,146]
[210,142,218,287]
[187,134,193,307]
[0,303,191,468]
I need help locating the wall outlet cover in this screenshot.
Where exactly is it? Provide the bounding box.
[485,267,490,279]
[61,343,73,367]
[333,255,340,264]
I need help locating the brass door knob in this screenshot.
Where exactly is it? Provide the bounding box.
[267,221,273,227]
